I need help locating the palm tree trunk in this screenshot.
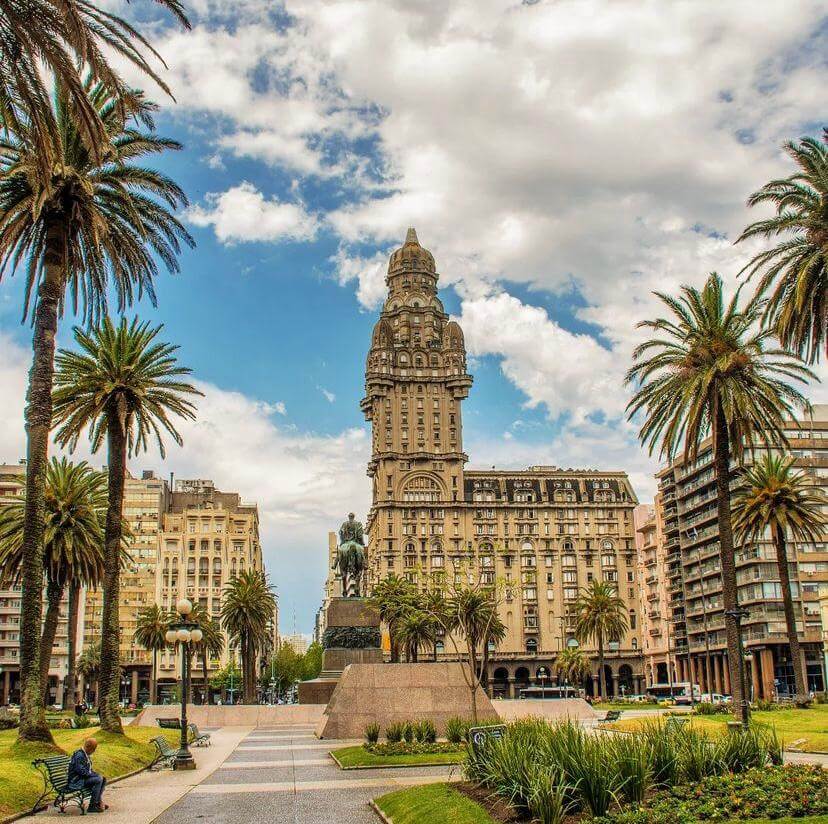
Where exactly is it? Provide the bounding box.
[713,403,748,724]
[98,413,127,734]
[17,218,66,744]
[598,631,605,700]
[202,648,209,705]
[39,579,64,705]
[771,525,808,702]
[468,637,479,724]
[151,647,158,705]
[64,583,80,709]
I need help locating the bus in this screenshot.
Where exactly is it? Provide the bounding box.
[518,685,581,700]
[645,682,701,705]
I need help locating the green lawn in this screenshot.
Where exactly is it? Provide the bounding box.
[0,726,178,817]
[331,745,464,769]
[374,783,496,823]
[609,704,828,752]
[593,701,664,712]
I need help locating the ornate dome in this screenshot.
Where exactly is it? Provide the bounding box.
[387,228,436,275]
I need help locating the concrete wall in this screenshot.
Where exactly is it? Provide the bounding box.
[135,703,326,728]
[494,698,597,722]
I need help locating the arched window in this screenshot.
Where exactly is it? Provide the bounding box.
[562,540,573,551]
[601,540,614,551]
[521,540,534,552]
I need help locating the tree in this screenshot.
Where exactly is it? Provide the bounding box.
[0,0,189,176]
[210,659,242,703]
[626,272,813,723]
[369,574,418,662]
[135,605,171,705]
[189,604,224,704]
[264,641,303,696]
[732,454,826,704]
[302,642,323,681]
[738,134,828,364]
[479,611,507,694]
[0,458,106,718]
[52,318,200,732]
[555,646,590,687]
[0,80,193,742]
[395,609,437,663]
[573,581,628,700]
[221,570,277,704]
[77,641,101,706]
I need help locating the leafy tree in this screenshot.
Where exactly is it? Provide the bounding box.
[732,454,826,703]
[221,570,277,703]
[135,604,171,705]
[52,318,200,732]
[0,0,189,176]
[0,458,106,720]
[302,642,323,681]
[369,574,418,662]
[395,609,436,663]
[263,641,303,696]
[573,581,628,700]
[627,272,813,722]
[738,134,828,363]
[209,659,242,703]
[555,646,590,687]
[0,79,192,742]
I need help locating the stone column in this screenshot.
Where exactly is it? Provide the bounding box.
[722,654,731,694]
[611,674,620,699]
[131,669,139,704]
[507,677,516,700]
[713,654,723,694]
[750,656,760,702]
[635,675,643,694]
[1,671,8,705]
[592,674,599,698]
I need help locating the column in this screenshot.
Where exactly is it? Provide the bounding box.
[722,654,731,694]
[592,674,599,698]
[760,648,775,700]
[507,677,516,700]
[713,655,723,694]
[1,671,8,705]
[750,656,761,702]
[611,674,620,699]
[131,669,139,704]
[635,676,643,695]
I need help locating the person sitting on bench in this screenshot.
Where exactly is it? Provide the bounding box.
[67,738,107,813]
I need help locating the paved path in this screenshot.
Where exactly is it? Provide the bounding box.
[153,725,459,824]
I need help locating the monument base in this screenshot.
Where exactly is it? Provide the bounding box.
[315,662,499,739]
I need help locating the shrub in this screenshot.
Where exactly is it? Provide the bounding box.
[567,734,621,817]
[754,697,778,712]
[402,720,415,743]
[693,701,728,715]
[366,742,463,756]
[714,724,778,772]
[610,733,652,805]
[73,714,93,729]
[364,722,380,745]
[415,719,437,744]
[445,716,467,744]
[676,726,720,783]
[637,721,679,787]
[528,768,572,824]
[386,722,405,743]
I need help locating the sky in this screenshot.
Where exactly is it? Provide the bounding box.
[1,0,827,633]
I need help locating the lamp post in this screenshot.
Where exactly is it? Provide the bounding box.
[538,666,548,700]
[165,598,203,770]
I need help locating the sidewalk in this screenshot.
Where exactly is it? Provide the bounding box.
[36,727,252,823]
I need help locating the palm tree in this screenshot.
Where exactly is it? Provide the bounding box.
[555,646,590,688]
[189,603,224,704]
[626,272,813,722]
[369,574,418,662]
[395,609,436,663]
[135,605,171,706]
[573,581,628,700]
[479,612,507,694]
[221,570,277,704]
[0,80,193,742]
[422,589,448,662]
[732,454,826,704]
[0,0,189,174]
[0,458,106,720]
[77,641,101,708]
[738,134,828,364]
[52,318,200,733]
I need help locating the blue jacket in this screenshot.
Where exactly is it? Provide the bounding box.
[67,749,95,789]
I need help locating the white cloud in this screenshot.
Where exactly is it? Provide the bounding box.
[332,247,389,310]
[319,387,336,403]
[187,182,320,244]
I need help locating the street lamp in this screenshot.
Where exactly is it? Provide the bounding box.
[538,666,548,700]
[165,598,203,770]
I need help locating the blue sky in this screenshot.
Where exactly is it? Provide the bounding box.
[1,0,827,633]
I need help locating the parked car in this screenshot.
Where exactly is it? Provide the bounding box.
[701,693,731,704]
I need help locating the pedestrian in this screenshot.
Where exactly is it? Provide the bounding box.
[67,738,108,813]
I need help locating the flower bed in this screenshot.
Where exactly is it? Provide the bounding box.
[365,741,465,756]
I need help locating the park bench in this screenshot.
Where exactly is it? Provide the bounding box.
[604,710,622,722]
[157,717,181,729]
[32,755,93,814]
[188,723,211,747]
[151,736,178,769]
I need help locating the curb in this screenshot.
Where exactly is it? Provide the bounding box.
[369,799,394,823]
[328,749,464,771]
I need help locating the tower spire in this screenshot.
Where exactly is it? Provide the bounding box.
[404,227,419,246]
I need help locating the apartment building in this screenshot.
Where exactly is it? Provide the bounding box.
[314,531,340,644]
[155,479,269,700]
[655,407,828,700]
[362,230,644,698]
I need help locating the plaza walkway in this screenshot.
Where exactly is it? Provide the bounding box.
[153,725,458,824]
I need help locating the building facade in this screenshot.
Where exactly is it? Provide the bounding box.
[361,230,644,697]
[655,408,828,700]
[84,470,170,704]
[154,479,268,700]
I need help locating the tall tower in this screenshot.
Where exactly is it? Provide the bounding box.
[362,230,472,566]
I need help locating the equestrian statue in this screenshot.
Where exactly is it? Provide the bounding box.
[335,512,366,597]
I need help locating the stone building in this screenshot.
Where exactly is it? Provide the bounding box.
[655,407,828,699]
[83,470,170,704]
[361,230,644,697]
[313,532,340,644]
[154,478,269,701]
